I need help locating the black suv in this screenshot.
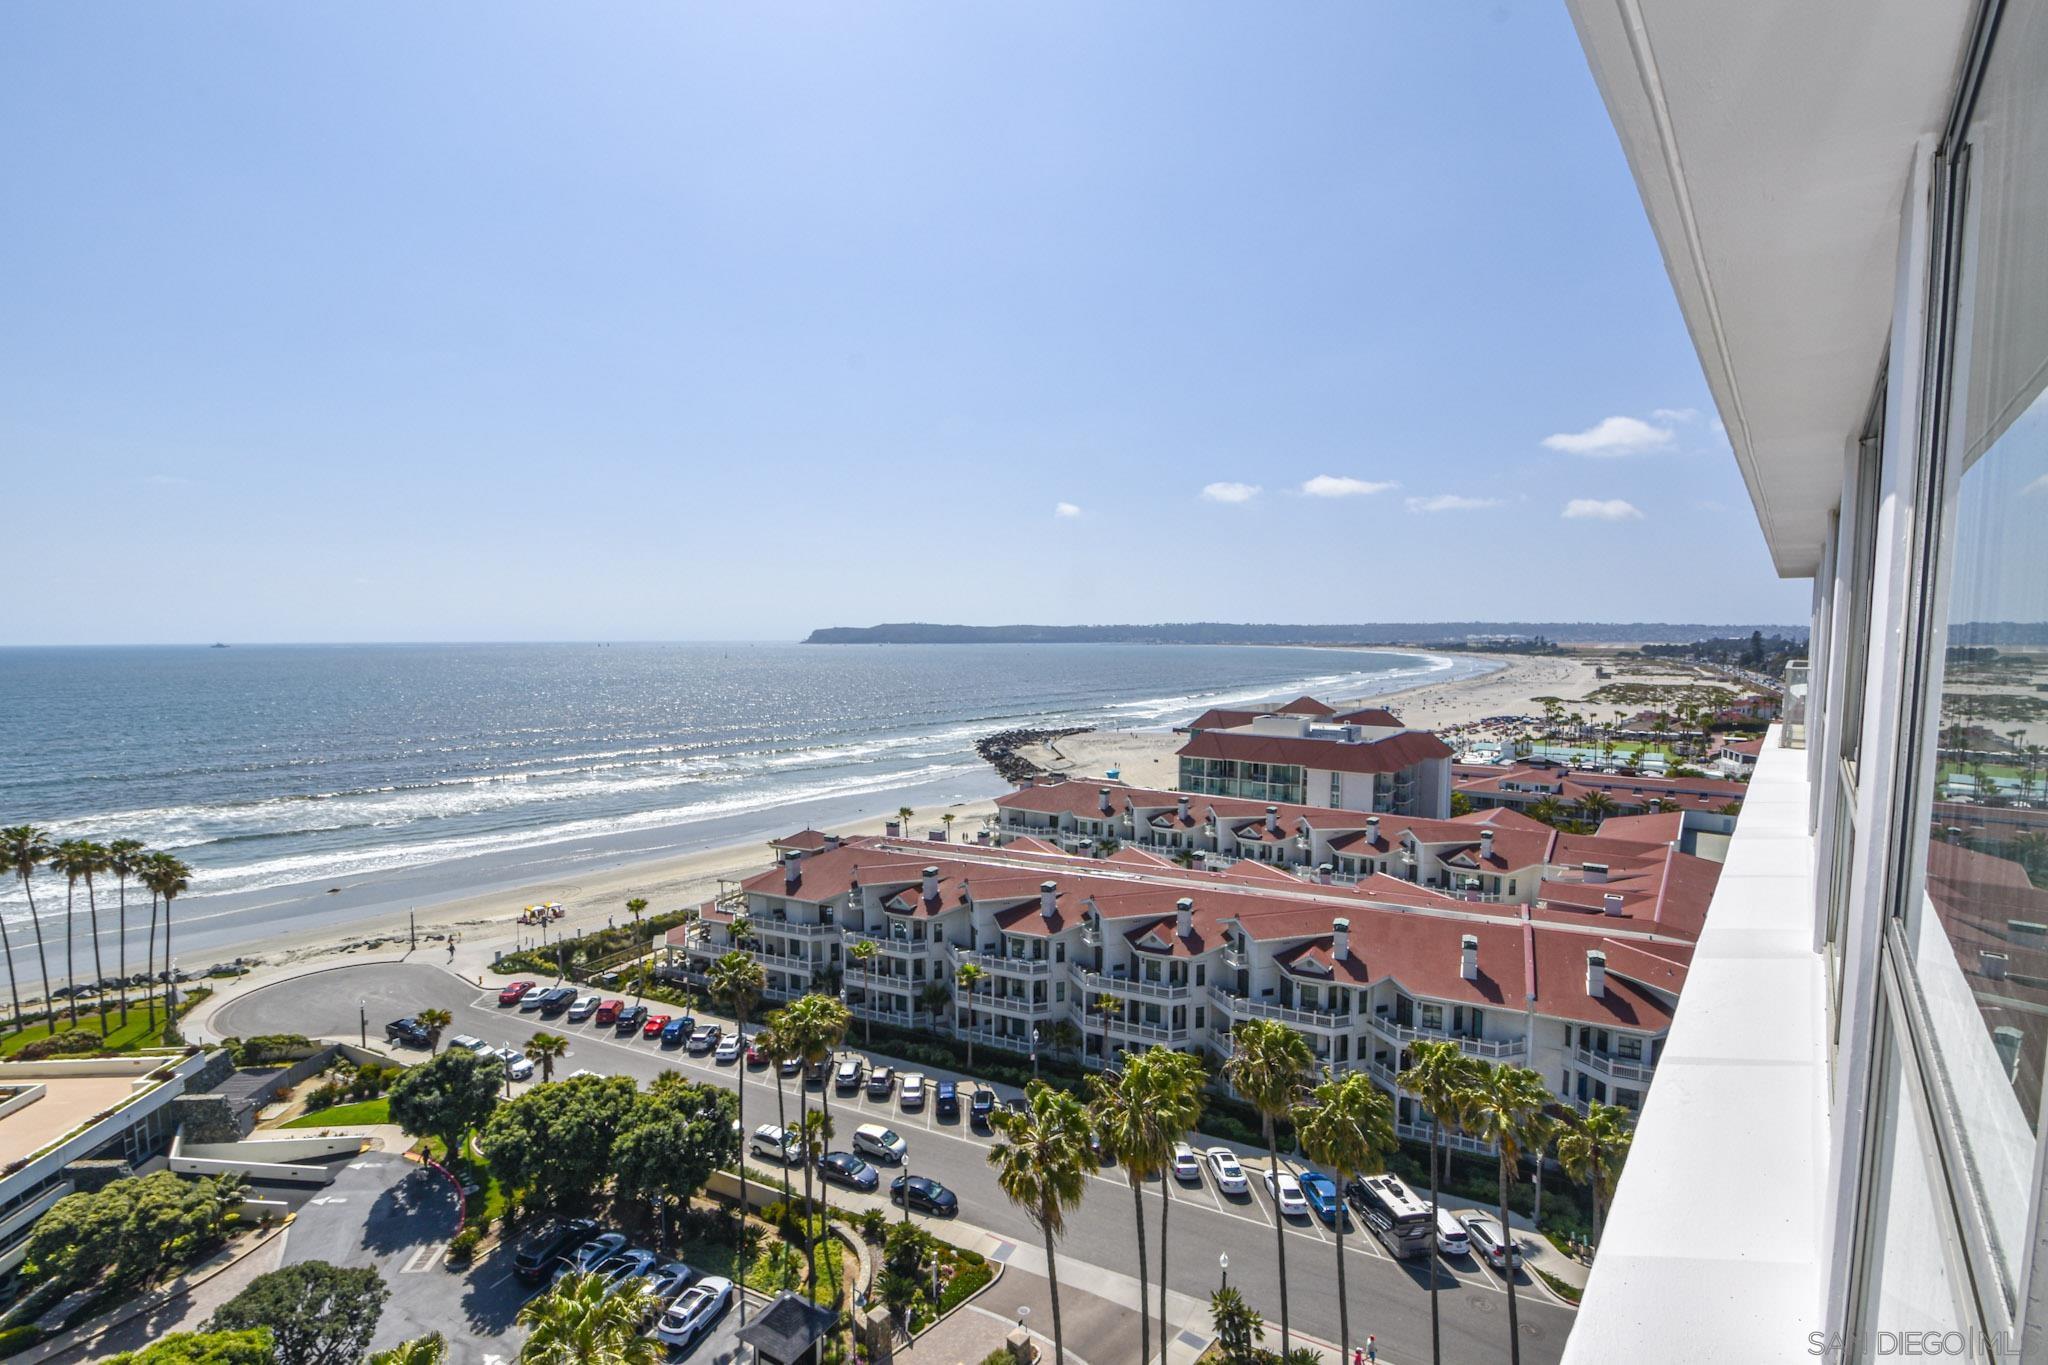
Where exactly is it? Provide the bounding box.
[615,1004,648,1034]
[935,1080,959,1120]
[385,1017,431,1048]
[513,1218,597,1285]
[969,1087,996,1127]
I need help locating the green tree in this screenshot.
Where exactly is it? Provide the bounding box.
[624,896,648,928]
[757,1014,796,1201]
[105,1330,276,1365]
[781,992,849,1296]
[1401,1038,1483,1365]
[207,1261,389,1365]
[517,1271,661,1365]
[1090,1056,1170,1365]
[896,805,914,833]
[479,1073,637,1209]
[1223,1018,1313,1359]
[1462,1063,1553,1365]
[612,1075,738,1243]
[953,962,985,1067]
[0,826,46,1034]
[522,1032,569,1083]
[414,1008,452,1052]
[139,852,191,1031]
[1145,1048,1207,1357]
[707,951,766,1313]
[24,1170,240,1293]
[106,838,146,1026]
[49,839,111,1030]
[987,1080,1094,1365]
[844,939,878,1045]
[368,1334,446,1365]
[1555,1102,1634,1244]
[387,1047,502,1160]
[1208,1286,1263,1365]
[1295,1070,1396,1363]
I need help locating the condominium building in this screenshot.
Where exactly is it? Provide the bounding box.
[1557,0,2048,1358]
[1175,696,1454,815]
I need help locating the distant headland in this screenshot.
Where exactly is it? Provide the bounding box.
[802,621,1810,646]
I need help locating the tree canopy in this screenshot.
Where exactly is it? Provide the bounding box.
[387,1047,503,1155]
[105,1330,275,1365]
[207,1261,389,1365]
[611,1076,737,1216]
[479,1073,638,1207]
[24,1171,241,1292]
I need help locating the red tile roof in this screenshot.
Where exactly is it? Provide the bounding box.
[1178,728,1453,775]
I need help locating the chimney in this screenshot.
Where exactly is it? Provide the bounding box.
[1980,950,2011,980]
[1460,934,1479,980]
[1480,829,1495,860]
[1332,917,1351,961]
[1317,863,1333,885]
[1586,950,1607,998]
[1603,892,1625,917]
[785,850,803,890]
[1176,897,1194,939]
[823,833,842,850]
[1099,786,1113,816]
[921,866,940,901]
[1040,881,1058,920]
[1584,861,1609,885]
[1266,805,1280,834]
[1177,793,1191,821]
[1367,815,1381,843]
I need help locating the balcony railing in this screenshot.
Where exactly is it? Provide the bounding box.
[1395,1118,1495,1156]
[1209,986,1352,1032]
[849,1001,916,1028]
[1220,942,1249,970]
[1368,1013,1527,1058]
[1106,1016,1189,1043]
[1574,1046,1656,1083]
[1070,964,1191,1001]
[754,918,842,940]
[845,929,931,958]
[971,990,1054,1019]
[949,943,1053,977]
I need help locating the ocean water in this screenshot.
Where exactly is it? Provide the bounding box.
[0,642,1488,958]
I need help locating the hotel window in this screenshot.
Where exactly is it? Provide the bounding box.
[1420,1003,1443,1031]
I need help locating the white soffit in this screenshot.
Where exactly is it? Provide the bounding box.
[1563,0,1973,578]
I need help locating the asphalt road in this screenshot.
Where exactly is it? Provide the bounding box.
[215,963,1573,1365]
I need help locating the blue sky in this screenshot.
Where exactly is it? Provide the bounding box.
[1,4,1809,644]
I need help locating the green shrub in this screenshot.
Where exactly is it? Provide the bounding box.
[446,1226,484,1264]
[0,1326,43,1359]
[936,1260,994,1315]
[15,1031,103,1061]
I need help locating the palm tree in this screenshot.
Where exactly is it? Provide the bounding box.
[941,812,956,841]
[1091,1056,1171,1365]
[1574,790,1618,828]
[1145,1047,1207,1357]
[516,1271,660,1365]
[1223,1018,1314,1359]
[523,1032,569,1082]
[987,1080,1094,1365]
[1295,1070,1397,1363]
[1463,1063,1553,1365]
[1555,1102,1634,1246]
[954,962,985,1066]
[0,826,48,1035]
[625,897,648,929]
[845,940,878,1044]
[369,1333,448,1365]
[106,839,145,1026]
[49,840,111,1029]
[783,993,849,1292]
[1401,1038,1482,1365]
[895,805,914,834]
[1526,796,1562,829]
[758,1014,796,1201]
[416,1008,453,1052]
[140,853,190,1032]
[707,950,766,1321]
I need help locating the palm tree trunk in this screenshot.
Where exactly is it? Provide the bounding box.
[1335,1182,1350,1364]
[1591,1167,1604,1246]
[63,883,78,1027]
[162,893,174,1031]
[115,877,128,1025]
[1128,1173,1150,1365]
[144,891,160,1029]
[799,1078,818,1292]
[816,1071,834,1285]
[1500,1156,1521,1365]
[86,884,107,1037]
[1267,1116,1290,1359]
[735,1008,749,1324]
[0,917,21,1035]
[773,1070,792,1202]
[1041,1218,1067,1365]
[1156,1172,1172,1364]
[1428,1121,1443,1365]
[17,877,52,1035]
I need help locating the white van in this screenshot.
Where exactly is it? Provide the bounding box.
[1434,1205,1469,1256]
[750,1124,798,1164]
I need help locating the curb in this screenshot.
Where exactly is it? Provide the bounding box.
[909,1251,1004,1342]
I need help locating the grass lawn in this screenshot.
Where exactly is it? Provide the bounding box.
[281,1098,391,1128]
[0,1011,169,1056]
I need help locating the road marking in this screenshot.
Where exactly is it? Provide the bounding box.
[309,1195,349,1206]
[345,1160,384,1170]
[401,1243,447,1273]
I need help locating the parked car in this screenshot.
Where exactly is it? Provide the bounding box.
[518,987,550,1013]
[805,1058,830,1085]
[1298,1170,1344,1227]
[562,1232,629,1278]
[781,1053,804,1077]
[538,986,577,1016]
[837,1059,865,1092]
[934,1079,959,1119]
[715,1034,742,1064]
[817,1151,879,1192]
[567,994,601,1022]
[890,1175,959,1216]
[852,1123,908,1164]
[593,1248,660,1295]
[642,1013,671,1039]
[864,1065,893,1098]
[900,1073,927,1110]
[970,1087,997,1127]
[384,1017,431,1048]
[751,1124,799,1164]
[746,1039,767,1067]
[513,1218,596,1284]
[1264,1169,1311,1219]
[495,1046,534,1082]
[645,1260,696,1302]
[1434,1205,1470,1257]
[655,1276,735,1348]
[687,1024,720,1054]
[1206,1149,1249,1195]
[448,1033,487,1053]
[660,1015,695,1045]
[1463,1213,1522,1273]
[498,980,536,1007]
[594,999,624,1026]
[1171,1143,1203,1184]
[614,1004,648,1034]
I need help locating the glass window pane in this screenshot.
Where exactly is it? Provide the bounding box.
[1902,1,2048,1304]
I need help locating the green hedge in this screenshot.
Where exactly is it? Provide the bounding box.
[0,1327,41,1359]
[936,1260,994,1315]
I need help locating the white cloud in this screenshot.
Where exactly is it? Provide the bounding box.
[1563,498,1645,522]
[1201,482,1262,504]
[1054,502,1082,519]
[2023,474,2048,498]
[1651,407,1701,423]
[1541,416,1675,457]
[1300,475,1397,499]
[1405,494,1504,514]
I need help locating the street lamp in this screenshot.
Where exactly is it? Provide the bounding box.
[1219,1251,1229,1292]
[358,999,367,1049]
[1031,1025,1041,1080]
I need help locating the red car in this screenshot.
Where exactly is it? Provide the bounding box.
[498,980,536,1006]
[642,1013,671,1038]
[594,999,624,1026]
[746,1040,768,1067]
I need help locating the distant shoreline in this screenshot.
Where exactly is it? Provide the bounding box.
[802,621,1808,647]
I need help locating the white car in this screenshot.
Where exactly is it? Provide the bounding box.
[1206,1148,1249,1194]
[751,1124,799,1164]
[1264,1169,1310,1218]
[1434,1205,1469,1256]
[900,1073,927,1110]
[495,1046,534,1081]
[656,1275,735,1347]
[1171,1143,1203,1184]
[715,1034,742,1064]
[448,1033,487,1053]
[852,1123,908,1164]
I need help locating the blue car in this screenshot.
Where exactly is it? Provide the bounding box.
[660,1015,696,1045]
[1299,1170,1346,1228]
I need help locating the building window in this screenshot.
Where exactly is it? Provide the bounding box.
[1420,1003,1443,1031]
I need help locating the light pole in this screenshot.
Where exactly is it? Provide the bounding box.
[1219,1251,1229,1293]
[1031,1025,1041,1080]
[358,999,367,1049]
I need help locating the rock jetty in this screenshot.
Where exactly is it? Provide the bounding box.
[976,726,1091,784]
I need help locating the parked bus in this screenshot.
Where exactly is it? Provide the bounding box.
[1348,1172,1434,1259]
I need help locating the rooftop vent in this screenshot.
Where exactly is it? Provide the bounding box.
[1040,881,1058,920]
[1460,934,1479,981]
[1586,950,1607,998]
